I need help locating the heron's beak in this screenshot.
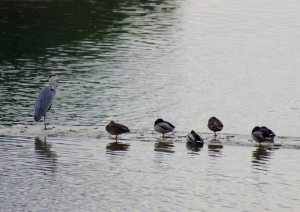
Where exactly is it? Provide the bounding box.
[57,75,64,78]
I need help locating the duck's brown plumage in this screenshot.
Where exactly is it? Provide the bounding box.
[207,117,223,136]
[106,121,130,139]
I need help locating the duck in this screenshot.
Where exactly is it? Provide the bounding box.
[251,126,271,145]
[154,118,175,138]
[186,130,204,144]
[105,121,130,140]
[207,117,223,136]
[261,126,276,141]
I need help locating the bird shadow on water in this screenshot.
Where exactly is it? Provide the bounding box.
[251,146,279,172]
[154,140,175,154]
[106,141,130,156]
[153,140,175,165]
[34,137,57,173]
[208,138,223,157]
[186,142,203,155]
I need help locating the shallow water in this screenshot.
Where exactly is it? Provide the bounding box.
[1,1,300,211]
[0,135,299,211]
[0,0,300,136]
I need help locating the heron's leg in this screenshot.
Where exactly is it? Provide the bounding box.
[44,114,46,130]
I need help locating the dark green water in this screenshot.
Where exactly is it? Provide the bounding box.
[1,0,137,61]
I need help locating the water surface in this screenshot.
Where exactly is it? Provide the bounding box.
[1,0,300,136]
[0,135,299,211]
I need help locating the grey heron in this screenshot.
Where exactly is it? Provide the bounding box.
[34,74,63,129]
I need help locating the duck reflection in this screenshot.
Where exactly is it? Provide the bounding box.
[208,139,223,157]
[251,146,276,172]
[186,142,203,153]
[34,137,57,172]
[154,141,175,154]
[106,141,130,155]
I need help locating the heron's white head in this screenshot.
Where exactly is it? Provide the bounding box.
[49,74,64,85]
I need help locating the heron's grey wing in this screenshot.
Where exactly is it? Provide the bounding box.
[34,86,55,122]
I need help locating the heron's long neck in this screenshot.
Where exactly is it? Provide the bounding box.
[50,80,57,93]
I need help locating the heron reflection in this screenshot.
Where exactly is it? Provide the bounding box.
[34,137,57,172]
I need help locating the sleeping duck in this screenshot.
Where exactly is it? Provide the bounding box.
[186,130,204,145]
[207,117,223,136]
[251,126,272,145]
[106,121,130,140]
[154,118,175,138]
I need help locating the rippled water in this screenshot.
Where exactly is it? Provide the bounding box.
[1,1,300,210]
[1,0,300,136]
[1,135,299,211]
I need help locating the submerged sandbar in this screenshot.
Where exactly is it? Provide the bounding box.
[0,124,299,149]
